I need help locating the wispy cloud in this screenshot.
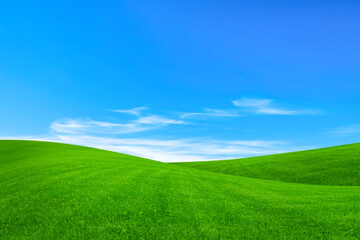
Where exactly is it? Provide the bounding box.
[232,97,316,115]
[180,108,240,119]
[50,119,89,133]
[51,115,187,135]
[0,134,305,162]
[2,99,318,162]
[217,140,286,148]
[136,115,186,125]
[51,119,149,134]
[328,124,360,136]
[111,106,147,116]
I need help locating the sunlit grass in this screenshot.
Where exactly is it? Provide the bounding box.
[1,140,359,239]
[176,143,360,185]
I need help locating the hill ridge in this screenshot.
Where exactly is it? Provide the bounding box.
[175,142,360,186]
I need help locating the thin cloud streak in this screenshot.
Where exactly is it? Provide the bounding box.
[51,118,150,134]
[232,97,317,115]
[136,115,186,125]
[329,124,360,136]
[51,115,188,135]
[111,106,147,116]
[180,108,240,119]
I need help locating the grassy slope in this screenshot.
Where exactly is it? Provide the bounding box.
[0,140,359,239]
[176,143,360,186]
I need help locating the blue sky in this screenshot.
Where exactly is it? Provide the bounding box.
[1,0,360,161]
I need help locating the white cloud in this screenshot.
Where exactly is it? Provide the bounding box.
[180,108,240,119]
[218,140,286,148]
[2,99,318,162]
[50,113,188,136]
[232,97,314,115]
[50,119,89,133]
[136,115,186,125]
[51,119,149,134]
[329,124,360,136]
[180,98,318,119]
[0,133,308,162]
[111,106,147,116]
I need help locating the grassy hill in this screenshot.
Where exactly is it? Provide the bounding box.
[175,143,360,186]
[1,140,359,239]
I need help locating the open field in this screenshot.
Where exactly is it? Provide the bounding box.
[176,143,360,186]
[1,140,359,239]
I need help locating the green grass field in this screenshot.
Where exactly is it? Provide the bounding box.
[175,143,360,186]
[1,140,359,239]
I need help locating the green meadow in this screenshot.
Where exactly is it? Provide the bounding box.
[1,140,359,239]
[175,143,360,186]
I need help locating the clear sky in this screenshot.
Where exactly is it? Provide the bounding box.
[1,0,360,161]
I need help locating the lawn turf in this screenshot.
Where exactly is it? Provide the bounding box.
[175,143,360,186]
[0,140,359,239]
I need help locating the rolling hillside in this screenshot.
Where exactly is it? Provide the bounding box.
[1,140,359,239]
[176,143,360,186]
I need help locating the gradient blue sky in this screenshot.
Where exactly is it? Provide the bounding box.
[1,0,360,161]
